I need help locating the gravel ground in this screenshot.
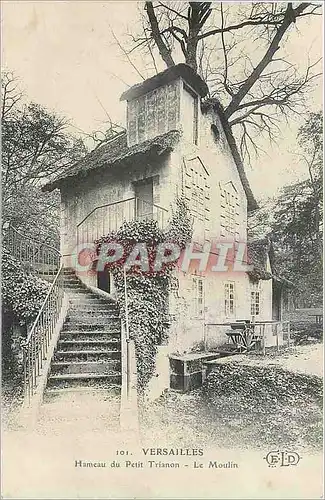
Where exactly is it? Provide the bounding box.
[237,342,323,377]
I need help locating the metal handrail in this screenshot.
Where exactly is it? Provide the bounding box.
[3,224,61,276]
[76,197,169,250]
[4,224,61,255]
[77,197,168,228]
[3,223,65,404]
[77,197,136,228]
[23,257,64,404]
[25,258,63,345]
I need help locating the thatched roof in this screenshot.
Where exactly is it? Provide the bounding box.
[247,237,293,286]
[43,69,257,209]
[43,130,180,192]
[120,63,209,102]
[201,98,258,212]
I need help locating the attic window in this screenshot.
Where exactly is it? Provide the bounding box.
[183,84,198,145]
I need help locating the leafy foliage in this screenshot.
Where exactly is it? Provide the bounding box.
[2,248,50,379]
[204,362,323,408]
[202,360,323,447]
[96,198,192,393]
[247,112,323,306]
[1,71,86,246]
[271,112,323,306]
[2,248,49,325]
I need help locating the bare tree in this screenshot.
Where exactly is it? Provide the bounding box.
[129,2,321,159]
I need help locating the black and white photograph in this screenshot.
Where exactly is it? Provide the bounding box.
[1,1,323,498]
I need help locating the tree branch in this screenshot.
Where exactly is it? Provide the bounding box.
[224,3,312,119]
[145,1,175,67]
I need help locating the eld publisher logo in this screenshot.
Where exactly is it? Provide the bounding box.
[264,451,301,467]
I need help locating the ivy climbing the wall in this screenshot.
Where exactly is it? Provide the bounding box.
[96,198,192,393]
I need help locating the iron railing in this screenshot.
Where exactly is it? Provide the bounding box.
[3,224,64,403]
[23,262,64,403]
[4,224,60,278]
[76,197,168,248]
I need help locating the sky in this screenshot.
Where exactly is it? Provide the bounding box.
[2,1,323,200]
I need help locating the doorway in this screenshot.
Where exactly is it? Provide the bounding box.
[97,269,111,294]
[272,281,282,320]
[134,177,154,220]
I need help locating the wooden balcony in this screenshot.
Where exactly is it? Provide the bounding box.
[77,197,168,247]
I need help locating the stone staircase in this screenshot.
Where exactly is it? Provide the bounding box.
[44,269,122,400]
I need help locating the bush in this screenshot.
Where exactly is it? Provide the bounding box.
[2,248,49,324]
[203,362,323,409]
[2,248,49,377]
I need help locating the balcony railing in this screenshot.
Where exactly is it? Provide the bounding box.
[204,320,291,355]
[76,197,168,248]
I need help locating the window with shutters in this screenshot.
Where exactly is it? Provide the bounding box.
[192,276,204,317]
[251,282,261,317]
[220,183,239,238]
[224,281,236,317]
[184,158,210,242]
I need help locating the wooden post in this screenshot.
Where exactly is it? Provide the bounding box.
[262,324,266,356]
[287,321,291,348]
[123,266,131,399]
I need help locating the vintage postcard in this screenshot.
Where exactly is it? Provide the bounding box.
[1,1,323,498]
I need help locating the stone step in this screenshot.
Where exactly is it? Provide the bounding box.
[64,283,87,289]
[68,302,118,310]
[63,276,81,282]
[54,350,121,362]
[57,339,121,351]
[63,267,77,274]
[64,288,92,294]
[61,329,121,335]
[60,331,120,341]
[69,295,100,301]
[51,360,121,375]
[43,385,121,402]
[64,318,121,326]
[61,323,120,331]
[47,372,122,389]
[67,309,119,317]
[69,300,111,308]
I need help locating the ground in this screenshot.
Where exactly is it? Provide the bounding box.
[2,343,323,499]
[140,343,323,452]
[246,343,323,377]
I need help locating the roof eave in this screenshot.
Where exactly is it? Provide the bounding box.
[120,63,209,102]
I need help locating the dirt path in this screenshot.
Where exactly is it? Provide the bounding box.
[239,343,323,377]
[274,343,323,377]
